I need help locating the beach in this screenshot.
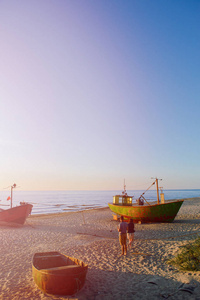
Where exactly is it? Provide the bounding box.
[1,198,200,300]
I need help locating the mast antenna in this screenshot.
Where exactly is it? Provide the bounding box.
[122,179,127,196]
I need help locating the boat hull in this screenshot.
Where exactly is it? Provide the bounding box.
[108,200,184,223]
[0,204,33,225]
[32,252,88,296]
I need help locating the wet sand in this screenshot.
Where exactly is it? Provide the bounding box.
[1,198,200,299]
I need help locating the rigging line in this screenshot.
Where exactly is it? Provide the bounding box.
[3,186,11,189]
[140,180,156,196]
[139,194,150,205]
[137,181,156,205]
[3,185,20,190]
[132,181,155,189]
[77,232,116,239]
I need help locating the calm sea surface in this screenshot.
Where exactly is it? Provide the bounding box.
[0,189,199,215]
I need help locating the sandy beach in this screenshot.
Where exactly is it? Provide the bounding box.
[1,198,200,300]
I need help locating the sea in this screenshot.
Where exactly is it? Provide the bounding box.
[0,189,199,215]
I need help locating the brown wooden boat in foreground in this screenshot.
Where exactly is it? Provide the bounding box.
[32,251,88,296]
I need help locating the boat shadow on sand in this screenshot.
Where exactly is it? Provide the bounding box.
[174,218,200,224]
[74,269,200,300]
[0,221,25,228]
[2,262,199,299]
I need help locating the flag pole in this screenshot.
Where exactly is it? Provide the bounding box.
[10,183,16,208]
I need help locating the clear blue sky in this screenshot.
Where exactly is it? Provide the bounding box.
[0,0,199,190]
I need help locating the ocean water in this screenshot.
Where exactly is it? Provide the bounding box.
[0,189,199,215]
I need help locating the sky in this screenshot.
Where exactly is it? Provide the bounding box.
[0,0,200,191]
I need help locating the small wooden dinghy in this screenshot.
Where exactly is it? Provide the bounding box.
[32,251,88,295]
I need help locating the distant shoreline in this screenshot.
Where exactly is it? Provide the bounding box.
[1,190,200,216]
[29,197,200,217]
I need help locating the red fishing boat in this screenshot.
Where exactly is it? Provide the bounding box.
[0,183,33,225]
[108,178,184,223]
[0,203,33,225]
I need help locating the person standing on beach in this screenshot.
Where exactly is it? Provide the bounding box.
[127,218,135,249]
[118,216,128,256]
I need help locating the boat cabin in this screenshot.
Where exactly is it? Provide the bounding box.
[113,194,133,206]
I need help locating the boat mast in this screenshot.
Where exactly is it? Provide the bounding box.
[10,183,16,208]
[155,178,163,204]
[156,178,159,204]
[124,179,126,194]
[122,179,127,196]
[151,177,162,204]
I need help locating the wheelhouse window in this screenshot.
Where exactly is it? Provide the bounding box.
[113,195,132,206]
